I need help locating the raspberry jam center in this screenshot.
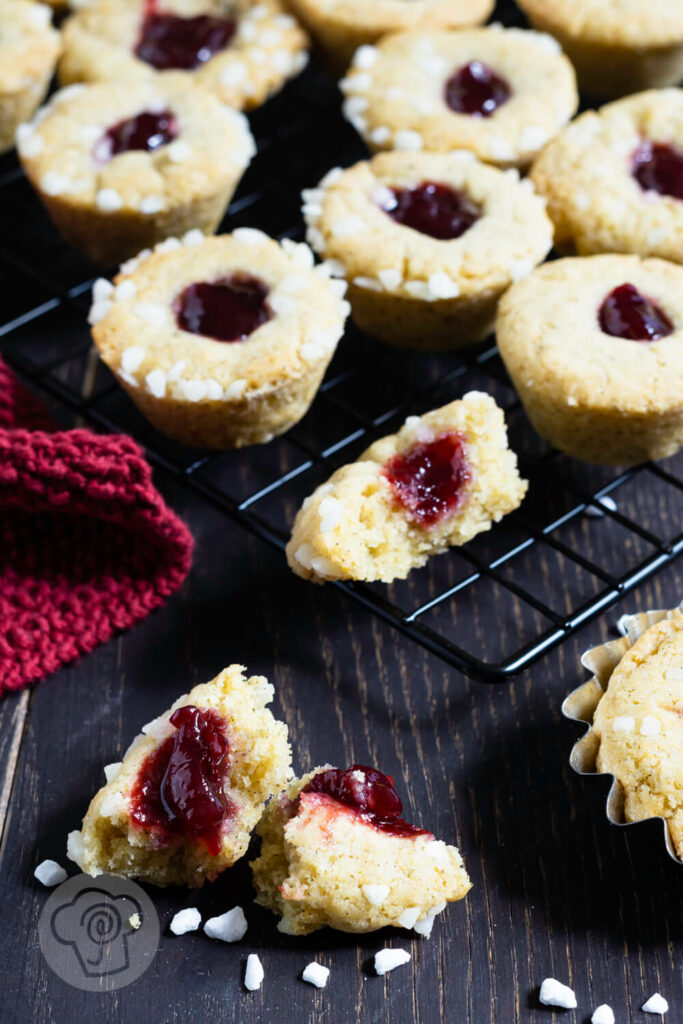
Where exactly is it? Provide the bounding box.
[302,765,431,838]
[175,274,273,342]
[383,432,471,527]
[135,10,236,71]
[95,109,178,162]
[130,705,231,855]
[599,283,674,342]
[444,60,511,118]
[632,142,683,201]
[381,181,481,241]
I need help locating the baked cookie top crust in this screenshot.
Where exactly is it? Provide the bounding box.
[0,1,60,95]
[530,90,683,263]
[593,612,683,859]
[17,75,255,215]
[340,27,578,168]
[91,230,348,405]
[59,0,309,111]
[496,255,683,415]
[517,0,683,50]
[304,151,553,306]
[288,0,494,38]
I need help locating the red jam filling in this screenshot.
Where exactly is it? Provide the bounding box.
[444,60,511,118]
[599,283,673,342]
[95,109,178,162]
[302,765,431,838]
[632,142,683,201]
[175,274,273,342]
[135,8,236,71]
[381,181,481,241]
[129,705,231,855]
[383,431,471,527]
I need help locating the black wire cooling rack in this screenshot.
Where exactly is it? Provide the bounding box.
[1,1,682,683]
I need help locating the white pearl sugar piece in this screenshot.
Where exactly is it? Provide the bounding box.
[170,908,201,936]
[374,949,411,975]
[642,993,669,1014]
[244,953,264,991]
[34,860,68,887]
[539,978,577,1009]
[302,963,329,989]
[96,188,123,212]
[204,906,248,943]
[591,1005,615,1024]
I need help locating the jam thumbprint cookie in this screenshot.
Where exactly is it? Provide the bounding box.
[0,1,60,155]
[251,764,471,936]
[90,231,349,449]
[285,0,493,77]
[340,27,578,170]
[18,76,255,266]
[286,392,527,584]
[304,152,553,351]
[517,0,683,99]
[66,665,292,887]
[496,255,683,466]
[591,610,683,859]
[531,90,683,266]
[59,0,309,112]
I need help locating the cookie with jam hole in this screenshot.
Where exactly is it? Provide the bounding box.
[67,665,292,887]
[303,151,553,351]
[18,76,256,265]
[0,1,60,154]
[58,0,309,112]
[251,764,471,935]
[285,0,493,77]
[518,0,683,99]
[286,392,527,584]
[340,26,577,170]
[90,230,349,449]
[496,255,683,465]
[531,90,683,266]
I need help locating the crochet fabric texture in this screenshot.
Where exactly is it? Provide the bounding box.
[0,359,193,693]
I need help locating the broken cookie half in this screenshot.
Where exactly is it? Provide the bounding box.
[251,764,471,936]
[286,391,527,583]
[67,665,292,887]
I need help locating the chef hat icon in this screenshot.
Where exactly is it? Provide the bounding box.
[51,888,143,979]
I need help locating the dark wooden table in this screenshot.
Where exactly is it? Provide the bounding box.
[1,461,682,1023]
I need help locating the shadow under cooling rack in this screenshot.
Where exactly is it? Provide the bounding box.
[1,4,682,682]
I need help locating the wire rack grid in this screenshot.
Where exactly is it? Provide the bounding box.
[0,2,682,683]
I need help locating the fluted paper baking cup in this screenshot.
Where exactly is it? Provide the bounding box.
[561,603,683,864]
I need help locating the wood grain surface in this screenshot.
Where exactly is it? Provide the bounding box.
[1,470,682,1024]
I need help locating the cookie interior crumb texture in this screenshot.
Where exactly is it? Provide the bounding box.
[593,611,683,860]
[251,767,471,935]
[67,665,292,887]
[286,391,527,583]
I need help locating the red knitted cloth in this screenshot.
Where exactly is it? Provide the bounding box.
[0,359,193,694]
